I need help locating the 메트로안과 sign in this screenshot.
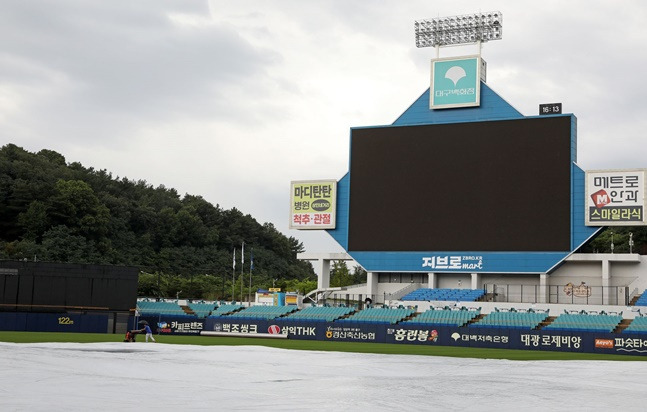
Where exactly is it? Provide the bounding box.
[586,169,646,226]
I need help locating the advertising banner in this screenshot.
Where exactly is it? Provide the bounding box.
[135,315,205,335]
[205,318,321,340]
[289,180,337,230]
[430,55,481,109]
[203,318,647,356]
[586,169,646,226]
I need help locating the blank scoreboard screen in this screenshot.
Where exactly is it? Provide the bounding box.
[348,116,573,252]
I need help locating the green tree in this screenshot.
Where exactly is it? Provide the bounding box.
[18,200,49,240]
[49,179,110,240]
[581,227,647,254]
[40,225,100,263]
[284,278,317,295]
[330,260,353,288]
[351,265,367,284]
[0,144,317,292]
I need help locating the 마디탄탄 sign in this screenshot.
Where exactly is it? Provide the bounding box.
[586,169,646,226]
[290,180,337,229]
[430,55,481,109]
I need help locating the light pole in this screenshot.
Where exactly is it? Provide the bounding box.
[240,241,245,304]
[232,248,236,302]
[610,231,614,254]
[248,247,254,305]
[414,11,503,54]
[629,233,634,254]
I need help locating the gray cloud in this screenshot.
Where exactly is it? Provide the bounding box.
[2,1,646,254]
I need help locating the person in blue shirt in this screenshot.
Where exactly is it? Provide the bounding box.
[142,324,156,343]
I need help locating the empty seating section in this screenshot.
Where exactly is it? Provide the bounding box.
[137,300,185,316]
[543,312,622,333]
[405,307,480,327]
[210,304,244,316]
[401,288,485,302]
[338,307,415,324]
[225,305,298,320]
[286,306,355,322]
[473,310,548,329]
[188,302,217,318]
[635,291,647,306]
[623,316,647,334]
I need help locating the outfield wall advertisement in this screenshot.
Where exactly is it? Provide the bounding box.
[1,313,645,356]
[0,312,109,333]
[202,318,647,356]
[135,315,205,335]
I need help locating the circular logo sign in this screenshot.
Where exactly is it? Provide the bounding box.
[311,199,330,211]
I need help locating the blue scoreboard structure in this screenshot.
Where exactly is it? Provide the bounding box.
[326,83,600,274]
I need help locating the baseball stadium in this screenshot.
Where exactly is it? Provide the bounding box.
[2,12,647,361]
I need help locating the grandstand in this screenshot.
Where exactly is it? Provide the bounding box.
[623,314,647,334]
[136,299,247,318]
[220,305,298,321]
[542,311,623,333]
[401,288,485,302]
[404,306,480,327]
[187,302,218,318]
[285,305,355,322]
[137,300,186,317]
[337,306,415,324]
[209,303,244,316]
[470,308,549,330]
[634,291,647,307]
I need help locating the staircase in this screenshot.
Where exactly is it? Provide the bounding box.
[466,314,486,326]
[613,319,632,334]
[180,305,195,316]
[537,316,557,330]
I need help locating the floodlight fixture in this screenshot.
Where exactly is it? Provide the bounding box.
[414,12,503,48]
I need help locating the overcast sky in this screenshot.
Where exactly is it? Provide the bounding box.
[2,1,646,255]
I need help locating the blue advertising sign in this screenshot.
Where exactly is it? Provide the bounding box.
[0,312,108,333]
[134,315,204,335]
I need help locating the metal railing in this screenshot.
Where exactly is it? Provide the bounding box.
[322,293,384,308]
[384,283,423,301]
[484,284,629,306]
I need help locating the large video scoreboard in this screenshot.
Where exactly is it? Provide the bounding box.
[348,116,573,253]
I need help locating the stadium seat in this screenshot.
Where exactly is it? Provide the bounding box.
[401,288,485,302]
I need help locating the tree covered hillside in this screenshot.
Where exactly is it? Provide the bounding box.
[0,144,314,299]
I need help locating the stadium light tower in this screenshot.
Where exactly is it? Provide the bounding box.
[414,11,503,57]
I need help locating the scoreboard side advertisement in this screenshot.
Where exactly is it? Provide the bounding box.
[289,180,337,230]
[585,169,646,226]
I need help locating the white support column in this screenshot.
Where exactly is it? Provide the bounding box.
[539,273,548,304]
[366,272,378,300]
[297,253,354,292]
[428,272,437,289]
[471,273,481,290]
[602,257,611,305]
[317,259,331,290]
